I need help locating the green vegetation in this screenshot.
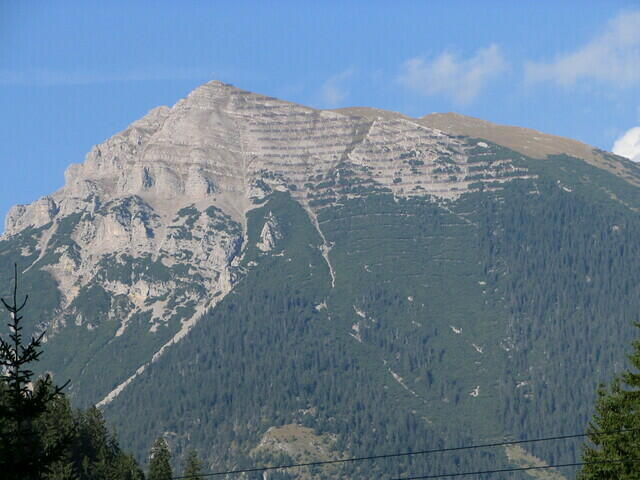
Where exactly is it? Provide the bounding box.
[579,323,640,479]
[104,151,640,476]
[0,266,144,479]
[0,265,70,478]
[43,400,145,480]
[148,437,172,480]
[182,450,204,480]
[104,192,510,477]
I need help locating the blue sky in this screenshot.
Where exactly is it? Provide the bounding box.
[2,1,640,229]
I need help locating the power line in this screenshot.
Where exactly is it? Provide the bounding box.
[171,428,638,478]
[390,459,637,480]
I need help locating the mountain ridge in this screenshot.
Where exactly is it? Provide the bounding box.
[2,80,639,477]
[1,79,635,409]
[6,80,637,237]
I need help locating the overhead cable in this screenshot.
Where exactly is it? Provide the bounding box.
[171,427,637,478]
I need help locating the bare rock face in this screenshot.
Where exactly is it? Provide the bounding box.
[5,81,544,237]
[256,212,281,252]
[5,196,59,233]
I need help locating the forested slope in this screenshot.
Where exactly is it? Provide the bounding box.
[102,145,640,478]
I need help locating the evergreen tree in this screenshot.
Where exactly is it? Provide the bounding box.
[183,449,204,479]
[0,264,70,479]
[42,399,146,480]
[36,379,76,480]
[148,436,172,480]
[110,452,145,480]
[579,323,640,479]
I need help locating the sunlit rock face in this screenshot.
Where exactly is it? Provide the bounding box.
[2,81,535,359]
[7,81,541,238]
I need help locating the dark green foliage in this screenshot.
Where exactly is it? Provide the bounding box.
[104,158,640,476]
[0,265,143,479]
[579,323,640,479]
[0,227,60,341]
[469,165,640,469]
[42,398,144,480]
[175,205,201,226]
[148,437,172,480]
[105,192,508,477]
[182,450,204,479]
[0,265,70,479]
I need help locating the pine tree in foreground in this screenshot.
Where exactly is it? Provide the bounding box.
[0,264,70,479]
[148,436,173,480]
[183,449,204,479]
[579,323,640,479]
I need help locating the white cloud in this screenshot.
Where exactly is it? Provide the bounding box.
[612,126,640,162]
[525,10,640,87]
[397,44,506,104]
[319,69,354,108]
[0,67,216,86]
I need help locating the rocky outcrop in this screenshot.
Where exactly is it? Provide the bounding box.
[256,212,281,252]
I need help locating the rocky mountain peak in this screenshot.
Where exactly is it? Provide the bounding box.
[8,79,639,240]
[4,80,635,348]
[3,80,640,470]
[11,80,631,238]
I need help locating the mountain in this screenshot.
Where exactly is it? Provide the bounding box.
[2,80,640,478]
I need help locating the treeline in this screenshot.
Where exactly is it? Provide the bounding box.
[105,179,640,477]
[1,378,143,479]
[0,380,206,479]
[4,158,640,478]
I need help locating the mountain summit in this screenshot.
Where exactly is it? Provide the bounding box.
[8,81,637,236]
[2,81,640,477]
